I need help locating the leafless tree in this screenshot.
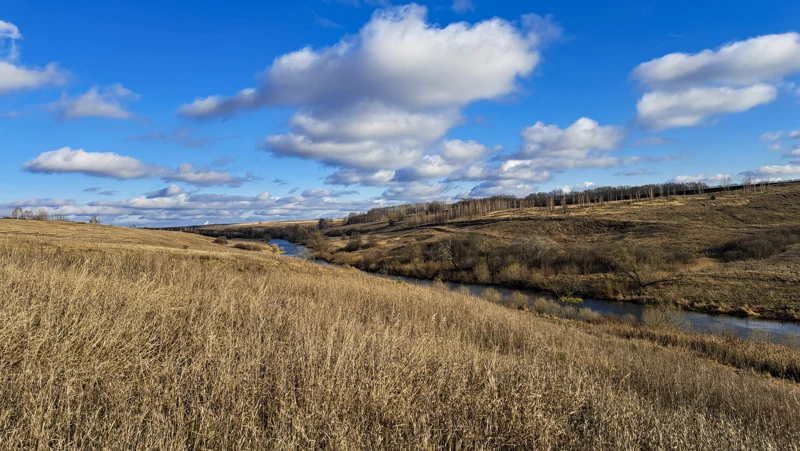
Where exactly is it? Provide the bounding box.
[10,206,23,219]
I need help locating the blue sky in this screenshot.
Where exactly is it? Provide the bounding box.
[1,0,799,226]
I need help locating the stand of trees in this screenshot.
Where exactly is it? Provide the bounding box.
[8,206,69,222]
[344,179,793,227]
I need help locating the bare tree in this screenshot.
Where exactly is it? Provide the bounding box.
[89,216,100,224]
[23,210,34,220]
[35,208,49,221]
[11,206,23,219]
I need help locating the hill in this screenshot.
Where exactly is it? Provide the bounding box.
[1,220,800,448]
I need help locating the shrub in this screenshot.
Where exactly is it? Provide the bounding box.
[508,291,529,310]
[234,243,262,252]
[481,287,502,303]
[718,226,800,262]
[577,308,601,321]
[214,236,229,245]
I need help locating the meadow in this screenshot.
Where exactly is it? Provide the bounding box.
[1,220,800,449]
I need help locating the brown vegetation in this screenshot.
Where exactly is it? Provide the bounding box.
[237,182,800,321]
[2,220,800,448]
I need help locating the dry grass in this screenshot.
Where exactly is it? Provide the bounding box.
[258,184,800,321]
[1,220,800,449]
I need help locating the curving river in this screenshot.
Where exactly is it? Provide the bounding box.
[270,239,800,345]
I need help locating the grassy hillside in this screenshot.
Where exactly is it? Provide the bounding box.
[240,183,800,321]
[1,220,800,449]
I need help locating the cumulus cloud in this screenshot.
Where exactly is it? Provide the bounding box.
[0,21,67,94]
[23,147,258,187]
[52,84,139,120]
[163,163,259,188]
[0,62,66,94]
[179,5,546,118]
[671,174,734,185]
[381,182,455,201]
[632,33,800,90]
[789,130,800,139]
[17,185,390,227]
[175,5,561,201]
[636,84,776,130]
[324,169,396,186]
[740,164,800,178]
[301,188,359,198]
[24,147,159,179]
[632,33,800,130]
[468,180,536,197]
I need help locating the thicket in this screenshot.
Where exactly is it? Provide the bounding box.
[340,233,690,299]
[716,226,800,262]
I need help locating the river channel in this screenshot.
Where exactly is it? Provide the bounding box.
[270,239,800,345]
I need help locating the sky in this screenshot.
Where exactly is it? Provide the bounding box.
[1,0,799,226]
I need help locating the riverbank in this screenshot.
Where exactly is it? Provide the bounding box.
[272,239,800,346]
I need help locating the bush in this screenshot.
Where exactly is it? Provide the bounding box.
[234,243,262,252]
[214,236,229,245]
[481,287,502,303]
[577,308,601,321]
[508,291,529,310]
[718,226,800,262]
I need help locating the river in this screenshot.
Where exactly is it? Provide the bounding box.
[270,239,800,345]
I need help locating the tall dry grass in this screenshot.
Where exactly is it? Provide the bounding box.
[0,222,799,449]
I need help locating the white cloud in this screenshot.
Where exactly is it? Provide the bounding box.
[0,21,67,94]
[517,117,624,160]
[23,147,159,179]
[468,180,536,197]
[178,5,560,192]
[767,142,782,151]
[740,164,800,178]
[381,182,455,201]
[789,130,800,139]
[23,147,258,187]
[163,163,258,188]
[760,131,783,141]
[0,20,21,61]
[324,169,396,186]
[451,0,474,13]
[632,33,800,90]
[53,84,139,120]
[636,84,776,130]
[289,103,461,142]
[179,5,547,118]
[632,33,800,130]
[262,133,424,170]
[671,173,732,185]
[0,61,66,94]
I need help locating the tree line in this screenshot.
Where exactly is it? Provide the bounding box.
[345,178,793,226]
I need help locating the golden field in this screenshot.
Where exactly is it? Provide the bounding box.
[1,220,799,449]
